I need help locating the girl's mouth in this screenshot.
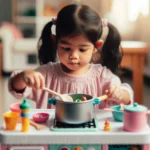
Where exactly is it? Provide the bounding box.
[69,63,79,65]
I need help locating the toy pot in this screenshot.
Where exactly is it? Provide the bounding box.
[48,93,105,124]
[104,105,123,122]
[123,103,150,132]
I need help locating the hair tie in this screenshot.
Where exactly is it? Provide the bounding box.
[52,17,57,25]
[101,19,108,27]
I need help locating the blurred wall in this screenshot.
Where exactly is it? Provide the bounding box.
[89,0,150,43]
[0,0,150,43]
[0,0,12,24]
[82,0,150,43]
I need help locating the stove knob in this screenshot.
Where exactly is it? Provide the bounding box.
[87,147,96,150]
[73,147,83,150]
[60,147,69,150]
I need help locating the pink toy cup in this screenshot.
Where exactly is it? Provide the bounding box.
[10,102,21,122]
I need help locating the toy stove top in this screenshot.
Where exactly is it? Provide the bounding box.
[50,117,99,132]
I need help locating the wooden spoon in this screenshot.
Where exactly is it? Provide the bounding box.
[97,94,108,101]
[43,87,73,102]
[30,120,47,130]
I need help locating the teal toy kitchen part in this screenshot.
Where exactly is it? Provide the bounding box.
[123,102,147,112]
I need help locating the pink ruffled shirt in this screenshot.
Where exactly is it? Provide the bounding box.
[8,62,133,109]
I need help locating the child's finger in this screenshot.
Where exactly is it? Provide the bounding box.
[105,90,111,97]
[105,85,117,98]
[38,73,45,89]
[33,74,41,89]
[105,90,109,94]
[106,85,121,100]
[23,76,29,84]
[28,77,35,87]
[109,85,117,95]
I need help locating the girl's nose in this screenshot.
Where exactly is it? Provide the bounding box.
[69,51,79,60]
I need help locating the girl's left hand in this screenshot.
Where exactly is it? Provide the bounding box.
[105,84,131,105]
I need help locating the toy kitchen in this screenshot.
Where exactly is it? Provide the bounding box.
[1,94,150,150]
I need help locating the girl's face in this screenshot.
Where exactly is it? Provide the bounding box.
[57,34,97,75]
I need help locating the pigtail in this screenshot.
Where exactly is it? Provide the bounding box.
[38,21,57,65]
[100,23,122,74]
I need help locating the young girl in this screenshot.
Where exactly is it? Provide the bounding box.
[8,4,133,109]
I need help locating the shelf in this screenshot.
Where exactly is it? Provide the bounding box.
[15,16,36,24]
[12,0,80,37]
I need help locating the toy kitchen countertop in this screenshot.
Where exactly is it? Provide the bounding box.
[0,109,150,145]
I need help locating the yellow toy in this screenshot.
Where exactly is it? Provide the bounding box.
[104,120,111,131]
[20,99,31,132]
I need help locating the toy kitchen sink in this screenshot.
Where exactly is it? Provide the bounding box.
[0,109,150,150]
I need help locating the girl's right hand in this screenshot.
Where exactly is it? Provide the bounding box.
[12,70,45,91]
[22,70,45,89]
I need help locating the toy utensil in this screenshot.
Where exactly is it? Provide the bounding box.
[120,103,124,111]
[97,94,108,101]
[43,87,73,102]
[30,120,47,130]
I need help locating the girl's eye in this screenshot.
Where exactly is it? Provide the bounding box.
[80,49,87,52]
[62,47,71,51]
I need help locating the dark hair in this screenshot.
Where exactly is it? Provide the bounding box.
[38,4,122,74]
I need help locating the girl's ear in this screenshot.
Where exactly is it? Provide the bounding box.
[93,47,97,53]
[95,40,104,49]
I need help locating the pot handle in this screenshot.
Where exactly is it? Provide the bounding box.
[103,108,114,112]
[93,94,108,106]
[93,98,100,106]
[48,98,56,105]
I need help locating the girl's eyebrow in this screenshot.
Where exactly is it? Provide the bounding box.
[60,40,91,47]
[60,40,71,45]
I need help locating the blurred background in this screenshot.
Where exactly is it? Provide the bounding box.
[0,0,150,118]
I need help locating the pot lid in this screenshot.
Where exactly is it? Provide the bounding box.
[124,103,147,112]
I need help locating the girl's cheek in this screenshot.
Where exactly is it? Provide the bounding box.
[58,52,68,62]
[57,49,64,57]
